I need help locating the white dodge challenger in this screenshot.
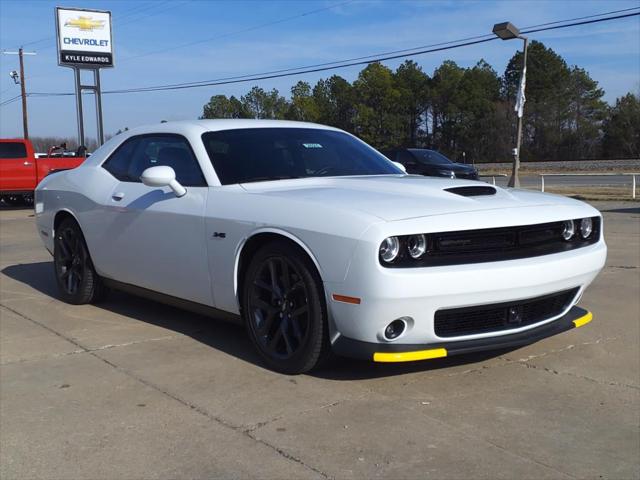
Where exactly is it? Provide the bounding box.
[35,120,606,373]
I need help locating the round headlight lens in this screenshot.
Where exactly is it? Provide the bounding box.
[379,236,400,263]
[580,218,593,239]
[561,220,575,241]
[407,234,427,259]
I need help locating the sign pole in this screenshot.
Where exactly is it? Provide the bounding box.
[73,67,85,148]
[94,69,104,145]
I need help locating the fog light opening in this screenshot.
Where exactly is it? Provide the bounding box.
[384,318,407,340]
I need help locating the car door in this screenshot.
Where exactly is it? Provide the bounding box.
[0,141,36,191]
[96,134,213,306]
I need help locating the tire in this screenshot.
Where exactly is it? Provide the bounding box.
[53,217,106,304]
[242,241,330,374]
[2,195,25,206]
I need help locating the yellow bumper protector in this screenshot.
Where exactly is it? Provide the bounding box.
[373,348,447,363]
[572,311,593,328]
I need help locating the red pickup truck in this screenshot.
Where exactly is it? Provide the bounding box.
[0,138,85,205]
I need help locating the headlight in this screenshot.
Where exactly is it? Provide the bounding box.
[438,170,456,178]
[379,236,400,263]
[407,234,427,259]
[561,220,575,241]
[580,218,593,238]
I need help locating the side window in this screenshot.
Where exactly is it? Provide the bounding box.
[103,135,206,186]
[0,142,28,159]
[102,137,139,181]
[397,150,415,165]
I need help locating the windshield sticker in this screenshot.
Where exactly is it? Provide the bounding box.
[302,143,323,149]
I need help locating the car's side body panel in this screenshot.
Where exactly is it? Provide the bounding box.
[203,186,377,313]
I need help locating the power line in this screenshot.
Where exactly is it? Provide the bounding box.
[0,85,17,96]
[103,10,640,95]
[0,94,22,107]
[5,9,640,103]
[6,0,177,51]
[106,5,640,93]
[120,0,355,62]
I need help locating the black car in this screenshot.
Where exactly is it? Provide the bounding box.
[384,148,479,180]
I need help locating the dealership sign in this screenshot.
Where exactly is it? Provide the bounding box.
[56,7,113,67]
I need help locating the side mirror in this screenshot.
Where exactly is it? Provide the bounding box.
[392,161,407,173]
[140,166,186,197]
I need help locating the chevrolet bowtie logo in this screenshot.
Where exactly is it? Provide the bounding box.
[65,16,105,31]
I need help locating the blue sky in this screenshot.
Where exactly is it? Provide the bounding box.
[1,0,639,139]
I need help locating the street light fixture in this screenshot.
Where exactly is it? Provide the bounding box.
[493,21,529,188]
[492,22,521,40]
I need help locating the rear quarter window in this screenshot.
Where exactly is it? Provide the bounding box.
[0,142,27,159]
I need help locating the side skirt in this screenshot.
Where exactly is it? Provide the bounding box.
[102,278,243,325]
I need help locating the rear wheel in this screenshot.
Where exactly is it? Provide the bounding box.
[1,194,26,206]
[54,217,106,304]
[242,241,329,374]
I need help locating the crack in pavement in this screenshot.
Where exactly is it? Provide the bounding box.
[497,336,640,391]
[0,303,331,479]
[507,336,618,362]
[517,361,640,390]
[384,393,577,479]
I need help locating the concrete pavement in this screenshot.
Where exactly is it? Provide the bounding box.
[1,202,638,479]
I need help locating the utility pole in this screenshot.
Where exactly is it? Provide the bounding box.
[18,48,28,139]
[2,48,36,139]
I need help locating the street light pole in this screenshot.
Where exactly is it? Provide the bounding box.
[492,21,529,188]
[510,36,528,188]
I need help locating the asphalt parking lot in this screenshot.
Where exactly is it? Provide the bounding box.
[1,202,638,479]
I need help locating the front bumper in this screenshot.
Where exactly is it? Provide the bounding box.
[326,239,606,345]
[332,306,592,362]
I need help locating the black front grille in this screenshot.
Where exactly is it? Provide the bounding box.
[434,288,579,337]
[383,217,600,268]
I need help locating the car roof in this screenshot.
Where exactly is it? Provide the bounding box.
[120,119,345,137]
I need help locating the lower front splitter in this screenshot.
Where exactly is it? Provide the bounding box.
[331,306,592,362]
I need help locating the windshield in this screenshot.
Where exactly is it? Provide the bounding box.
[202,128,402,185]
[409,149,453,166]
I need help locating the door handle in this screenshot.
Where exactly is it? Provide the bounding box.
[23,161,33,166]
[112,192,125,201]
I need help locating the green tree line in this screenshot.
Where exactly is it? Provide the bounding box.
[201,40,639,163]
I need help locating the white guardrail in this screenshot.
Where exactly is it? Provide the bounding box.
[479,174,508,185]
[540,173,638,200]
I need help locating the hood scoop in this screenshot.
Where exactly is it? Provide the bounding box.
[445,186,497,197]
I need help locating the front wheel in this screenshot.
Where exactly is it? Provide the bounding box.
[54,217,106,304]
[242,241,330,374]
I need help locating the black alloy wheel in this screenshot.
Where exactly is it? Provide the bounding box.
[54,217,105,304]
[243,241,329,374]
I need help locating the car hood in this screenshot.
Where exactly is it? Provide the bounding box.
[449,163,476,172]
[239,175,584,222]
